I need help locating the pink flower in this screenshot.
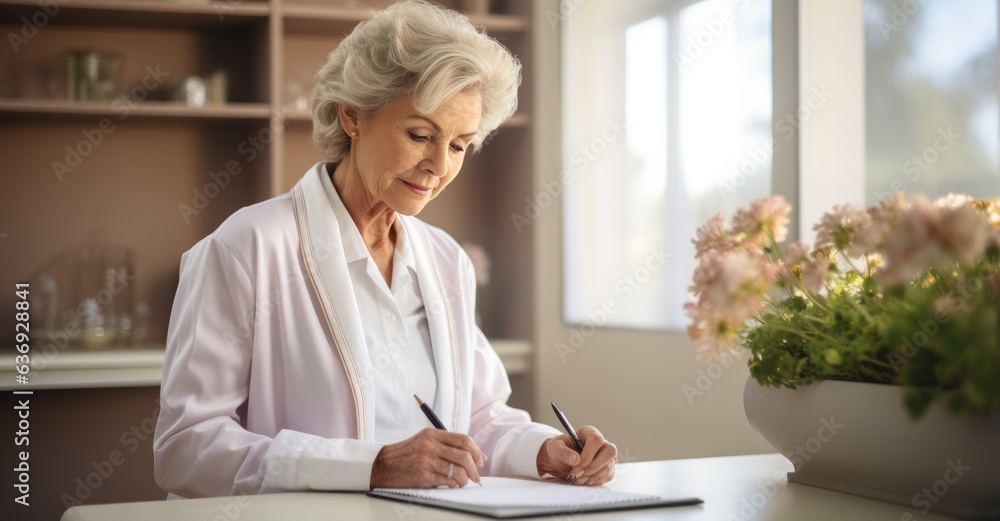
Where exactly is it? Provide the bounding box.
[802,258,830,293]
[871,192,909,221]
[852,193,907,256]
[875,197,942,287]
[773,242,810,284]
[690,250,774,324]
[732,196,791,247]
[814,203,869,250]
[685,300,741,362]
[693,213,733,259]
[876,196,995,287]
[783,242,811,265]
[934,296,959,315]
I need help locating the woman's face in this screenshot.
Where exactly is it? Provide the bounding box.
[350,90,481,216]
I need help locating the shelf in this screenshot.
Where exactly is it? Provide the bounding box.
[281,5,527,34]
[282,106,529,128]
[0,347,165,391]
[0,99,272,121]
[0,339,530,390]
[491,339,532,376]
[466,13,530,33]
[0,0,270,28]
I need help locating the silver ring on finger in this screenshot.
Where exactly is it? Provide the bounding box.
[447,462,454,479]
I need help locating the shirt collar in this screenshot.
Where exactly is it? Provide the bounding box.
[324,163,417,275]
[325,164,369,264]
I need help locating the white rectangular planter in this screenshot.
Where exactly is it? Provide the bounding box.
[743,377,1000,519]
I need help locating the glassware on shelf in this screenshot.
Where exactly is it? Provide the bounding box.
[79,298,116,349]
[26,243,151,353]
[180,76,208,107]
[64,51,123,102]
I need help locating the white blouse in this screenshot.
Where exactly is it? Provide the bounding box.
[328,178,439,443]
[153,163,561,498]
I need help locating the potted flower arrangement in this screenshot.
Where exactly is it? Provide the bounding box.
[686,193,1000,519]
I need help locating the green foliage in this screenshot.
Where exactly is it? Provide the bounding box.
[746,250,1000,421]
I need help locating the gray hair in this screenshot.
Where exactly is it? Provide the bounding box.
[311,0,522,162]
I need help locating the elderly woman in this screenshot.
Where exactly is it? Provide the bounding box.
[153,0,616,498]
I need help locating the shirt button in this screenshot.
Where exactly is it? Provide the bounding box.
[387,314,397,323]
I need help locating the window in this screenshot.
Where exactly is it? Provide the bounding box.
[865,0,998,204]
[562,0,773,329]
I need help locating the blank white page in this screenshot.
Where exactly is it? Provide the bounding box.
[374,477,661,508]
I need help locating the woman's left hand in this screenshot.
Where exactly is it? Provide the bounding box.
[536,425,617,486]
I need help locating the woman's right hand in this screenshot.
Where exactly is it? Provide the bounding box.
[369,428,487,489]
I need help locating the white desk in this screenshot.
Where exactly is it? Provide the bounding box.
[61,454,962,520]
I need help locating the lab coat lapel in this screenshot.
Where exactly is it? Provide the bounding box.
[400,216,462,431]
[291,163,375,441]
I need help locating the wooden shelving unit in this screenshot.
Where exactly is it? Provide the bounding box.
[0,0,271,26]
[0,0,537,354]
[0,98,272,119]
[1,5,535,513]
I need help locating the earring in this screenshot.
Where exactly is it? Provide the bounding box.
[351,131,358,138]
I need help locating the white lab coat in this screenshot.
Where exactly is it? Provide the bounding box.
[153,163,559,498]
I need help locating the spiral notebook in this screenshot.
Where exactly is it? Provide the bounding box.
[368,477,702,518]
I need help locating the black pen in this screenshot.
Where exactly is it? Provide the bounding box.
[415,394,482,486]
[414,394,446,429]
[551,402,585,451]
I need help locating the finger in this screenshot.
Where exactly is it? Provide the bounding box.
[574,426,606,472]
[548,437,582,471]
[579,460,616,487]
[443,461,470,488]
[581,443,617,478]
[438,432,488,467]
[440,445,482,485]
